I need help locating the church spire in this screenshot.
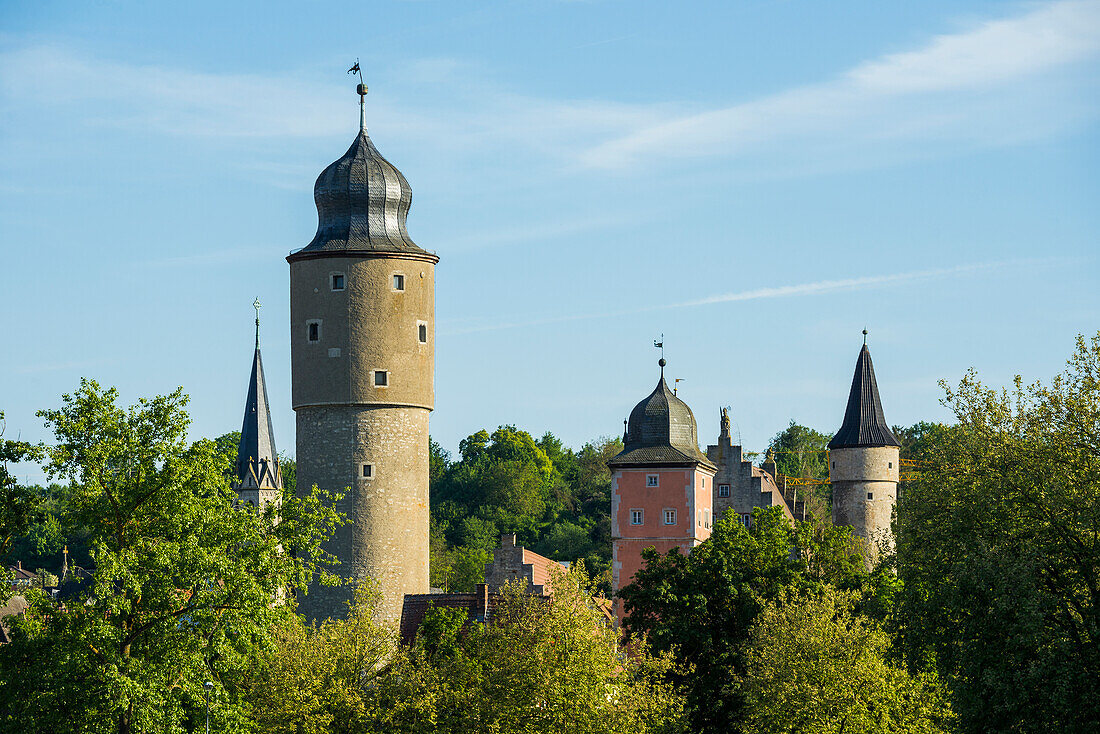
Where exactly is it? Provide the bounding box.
[235,303,282,493]
[828,335,900,449]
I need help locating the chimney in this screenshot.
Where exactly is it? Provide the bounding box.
[501,533,516,548]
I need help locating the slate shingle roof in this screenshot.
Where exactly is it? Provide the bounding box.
[828,344,901,449]
[288,130,437,262]
[609,371,715,469]
[235,347,282,490]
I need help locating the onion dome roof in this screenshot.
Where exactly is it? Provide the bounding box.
[828,343,901,449]
[288,128,437,262]
[609,361,715,468]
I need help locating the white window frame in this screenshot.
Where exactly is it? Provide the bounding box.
[739,513,752,529]
[373,370,389,388]
[306,319,322,343]
[663,509,677,526]
[718,484,730,498]
[330,272,346,291]
[392,273,406,292]
[646,474,659,487]
[867,492,874,500]
[630,509,644,526]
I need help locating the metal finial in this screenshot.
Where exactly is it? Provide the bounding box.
[863,328,868,345]
[349,59,368,133]
[253,298,262,349]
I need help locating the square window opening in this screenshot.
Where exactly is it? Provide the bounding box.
[630,509,644,526]
[646,474,659,487]
[867,492,874,500]
[362,464,374,479]
[718,484,730,498]
[374,371,388,387]
[392,274,405,291]
[663,509,677,525]
[888,462,893,468]
[331,273,345,291]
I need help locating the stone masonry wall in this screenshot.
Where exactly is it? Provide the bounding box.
[829,445,899,556]
[296,405,429,625]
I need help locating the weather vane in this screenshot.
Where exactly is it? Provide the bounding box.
[863,328,868,345]
[653,334,664,359]
[253,297,262,348]
[348,59,368,131]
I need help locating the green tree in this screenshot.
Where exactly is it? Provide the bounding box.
[742,586,952,734]
[0,380,343,734]
[242,585,395,734]
[0,411,44,561]
[897,333,1100,732]
[766,421,831,480]
[376,566,686,733]
[619,507,870,733]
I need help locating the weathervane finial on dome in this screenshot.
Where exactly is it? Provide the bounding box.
[348,59,368,132]
[863,328,868,346]
[654,334,666,376]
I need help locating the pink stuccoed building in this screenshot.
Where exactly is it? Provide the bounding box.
[607,358,717,624]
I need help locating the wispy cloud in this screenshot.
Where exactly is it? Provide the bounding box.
[579,0,1100,170]
[440,259,1060,335]
[1,1,1094,179]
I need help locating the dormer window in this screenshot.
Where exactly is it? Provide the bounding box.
[392,274,405,291]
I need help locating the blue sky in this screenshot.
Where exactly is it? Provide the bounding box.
[2,0,1098,484]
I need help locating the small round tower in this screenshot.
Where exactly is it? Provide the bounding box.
[289,84,438,623]
[827,333,900,557]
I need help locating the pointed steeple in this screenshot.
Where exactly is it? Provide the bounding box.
[828,339,900,449]
[235,302,282,491]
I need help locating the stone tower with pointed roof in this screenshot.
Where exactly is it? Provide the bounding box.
[827,337,900,557]
[233,307,283,511]
[289,86,438,623]
[607,359,717,622]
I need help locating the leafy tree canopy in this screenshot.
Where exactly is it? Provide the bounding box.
[897,332,1100,732]
[619,506,874,733]
[0,380,343,734]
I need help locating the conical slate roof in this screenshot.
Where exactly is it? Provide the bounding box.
[828,344,900,449]
[609,364,715,468]
[288,129,437,261]
[235,347,282,490]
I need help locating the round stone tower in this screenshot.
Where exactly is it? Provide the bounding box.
[827,335,900,558]
[289,87,438,624]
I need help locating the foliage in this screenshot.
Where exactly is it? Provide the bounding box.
[376,566,687,733]
[742,586,952,734]
[897,333,1100,732]
[0,411,45,561]
[429,427,620,595]
[619,507,871,733]
[242,584,395,734]
[767,421,832,480]
[766,421,832,514]
[0,380,343,734]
